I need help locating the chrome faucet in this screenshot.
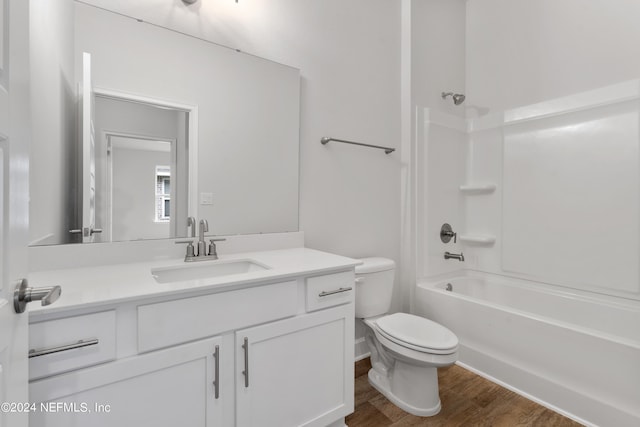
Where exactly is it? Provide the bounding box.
[176,218,227,262]
[187,216,196,238]
[198,219,209,256]
[444,251,464,262]
[176,218,227,261]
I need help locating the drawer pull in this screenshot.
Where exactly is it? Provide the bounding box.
[318,287,352,298]
[28,339,99,358]
[213,345,220,399]
[242,337,249,388]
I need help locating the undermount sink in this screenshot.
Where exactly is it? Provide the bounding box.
[151,259,269,284]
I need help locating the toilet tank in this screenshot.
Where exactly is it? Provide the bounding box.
[354,257,395,319]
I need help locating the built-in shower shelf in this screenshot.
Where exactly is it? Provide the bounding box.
[459,183,497,194]
[458,234,496,245]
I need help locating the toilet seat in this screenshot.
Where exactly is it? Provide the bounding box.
[374,313,458,355]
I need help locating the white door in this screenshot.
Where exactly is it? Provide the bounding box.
[30,337,224,427]
[236,305,354,427]
[80,52,99,243]
[0,0,32,425]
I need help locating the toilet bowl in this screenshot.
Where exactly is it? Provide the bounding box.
[355,258,458,416]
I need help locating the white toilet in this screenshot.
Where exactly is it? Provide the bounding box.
[355,257,458,416]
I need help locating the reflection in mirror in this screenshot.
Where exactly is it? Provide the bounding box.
[93,95,191,243]
[29,0,300,246]
[110,138,171,241]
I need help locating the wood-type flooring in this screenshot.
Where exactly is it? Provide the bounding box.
[345,358,583,427]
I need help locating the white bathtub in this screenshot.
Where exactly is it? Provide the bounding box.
[414,273,640,427]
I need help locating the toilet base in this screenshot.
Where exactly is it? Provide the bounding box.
[367,364,442,417]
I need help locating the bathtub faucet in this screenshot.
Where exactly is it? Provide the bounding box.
[444,251,464,262]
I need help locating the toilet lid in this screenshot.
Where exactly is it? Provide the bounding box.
[375,313,458,352]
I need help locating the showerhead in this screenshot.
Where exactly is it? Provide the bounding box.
[441,92,466,106]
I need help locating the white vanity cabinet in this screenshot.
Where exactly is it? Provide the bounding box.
[28,269,355,427]
[235,304,354,427]
[29,337,224,426]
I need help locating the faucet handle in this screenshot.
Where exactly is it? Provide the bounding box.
[208,238,226,258]
[175,239,195,244]
[440,223,457,244]
[176,239,196,260]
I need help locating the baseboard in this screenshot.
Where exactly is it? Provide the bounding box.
[354,337,370,362]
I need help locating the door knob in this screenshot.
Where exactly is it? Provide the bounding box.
[13,279,62,314]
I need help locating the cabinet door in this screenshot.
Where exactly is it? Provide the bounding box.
[29,337,224,427]
[236,304,354,427]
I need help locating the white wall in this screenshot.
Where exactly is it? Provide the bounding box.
[111,142,171,241]
[81,0,403,302]
[411,0,466,116]
[29,0,76,245]
[460,0,640,301]
[466,0,640,113]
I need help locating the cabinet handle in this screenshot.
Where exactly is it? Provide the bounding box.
[242,337,249,388]
[212,345,220,399]
[318,287,352,298]
[28,339,99,358]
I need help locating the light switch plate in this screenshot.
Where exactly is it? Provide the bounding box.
[200,192,214,205]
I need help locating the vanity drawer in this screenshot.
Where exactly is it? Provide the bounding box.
[306,271,355,312]
[137,280,298,353]
[29,310,117,381]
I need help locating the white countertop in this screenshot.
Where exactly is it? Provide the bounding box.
[28,248,360,318]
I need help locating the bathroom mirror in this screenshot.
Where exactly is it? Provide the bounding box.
[29,0,300,245]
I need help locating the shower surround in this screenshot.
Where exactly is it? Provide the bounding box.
[414,81,640,427]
